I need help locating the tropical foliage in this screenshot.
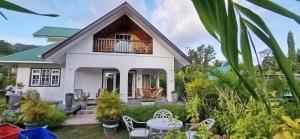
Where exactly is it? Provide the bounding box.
[0,1,58,20]
[192,0,300,110]
[95,91,125,121]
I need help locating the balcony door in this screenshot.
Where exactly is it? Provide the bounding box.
[115,34,132,53]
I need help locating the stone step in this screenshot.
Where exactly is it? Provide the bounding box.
[78,110,95,115]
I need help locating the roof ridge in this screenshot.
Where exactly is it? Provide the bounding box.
[43,26,81,30]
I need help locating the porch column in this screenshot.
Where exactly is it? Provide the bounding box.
[166,69,175,102]
[119,68,129,102]
[63,66,76,104]
[156,71,160,88]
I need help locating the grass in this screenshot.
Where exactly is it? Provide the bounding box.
[51,124,129,139]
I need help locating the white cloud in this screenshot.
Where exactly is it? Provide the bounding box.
[150,0,210,48]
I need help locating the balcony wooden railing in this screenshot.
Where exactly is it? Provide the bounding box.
[93,38,153,54]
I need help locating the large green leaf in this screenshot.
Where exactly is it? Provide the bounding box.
[0,1,58,19]
[239,17,255,76]
[227,0,239,69]
[246,0,300,24]
[244,19,300,105]
[192,0,219,41]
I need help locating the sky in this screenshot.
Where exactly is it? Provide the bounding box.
[0,0,299,62]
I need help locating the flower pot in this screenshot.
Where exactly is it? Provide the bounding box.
[102,119,119,135]
[24,120,48,129]
[172,92,178,101]
[65,93,74,110]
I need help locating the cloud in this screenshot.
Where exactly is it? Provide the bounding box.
[150,0,210,48]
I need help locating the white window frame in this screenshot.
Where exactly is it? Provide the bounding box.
[30,68,60,87]
[51,69,60,86]
[30,69,41,86]
[40,69,51,86]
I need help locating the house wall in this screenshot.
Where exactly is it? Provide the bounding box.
[16,64,65,101]
[74,68,102,99]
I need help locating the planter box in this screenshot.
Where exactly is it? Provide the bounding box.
[0,124,23,139]
[19,128,57,139]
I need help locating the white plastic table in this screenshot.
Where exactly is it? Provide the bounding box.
[147,118,183,131]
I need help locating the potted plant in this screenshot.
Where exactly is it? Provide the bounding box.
[16,82,25,95]
[19,90,48,129]
[95,91,125,135]
[171,91,178,101]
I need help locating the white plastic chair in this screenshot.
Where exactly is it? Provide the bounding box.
[185,118,215,139]
[123,115,150,139]
[153,109,173,119]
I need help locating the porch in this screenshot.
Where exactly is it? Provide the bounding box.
[70,67,174,103]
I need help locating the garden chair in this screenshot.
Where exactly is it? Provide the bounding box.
[185,118,215,139]
[122,115,150,139]
[96,88,105,97]
[153,109,173,119]
[74,89,84,101]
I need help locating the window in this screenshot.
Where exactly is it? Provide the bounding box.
[51,69,60,86]
[115,34,131,40]
[30,69,41,86]
[30,68,60,87]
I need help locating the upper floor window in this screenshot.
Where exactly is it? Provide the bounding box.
[30,68,61,87]
[115,34,131,40]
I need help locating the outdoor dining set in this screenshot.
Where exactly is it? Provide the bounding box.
[123,109,215,139]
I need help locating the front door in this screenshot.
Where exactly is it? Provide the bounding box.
[128,71,136,98]
[103,71,120,92]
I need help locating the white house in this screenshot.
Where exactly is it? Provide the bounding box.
[0,2,190,103]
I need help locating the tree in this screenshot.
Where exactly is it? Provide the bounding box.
[288,31,296,63]
[192,0,300,110]
[288,31,298,71]
[213,59,223,67]
[187,45,216,69]
[0,1,58,20]
[259,49,278,71]
[0,40,13,55]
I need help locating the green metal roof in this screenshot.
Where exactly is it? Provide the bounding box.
[33,26,81,38]
[0,43,58,62]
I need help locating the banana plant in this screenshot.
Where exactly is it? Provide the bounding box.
[192,0,300,112]
[0,0,58,20]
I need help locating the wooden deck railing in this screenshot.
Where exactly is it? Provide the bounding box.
[93,38,153,54]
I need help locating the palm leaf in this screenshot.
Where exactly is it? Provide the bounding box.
[244,19,300,105]
[0,10,7,20]
[246,0,300,24]
[239,17,255,76]
[0,1,58,19]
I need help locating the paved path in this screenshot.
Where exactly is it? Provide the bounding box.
[62,113,99,125]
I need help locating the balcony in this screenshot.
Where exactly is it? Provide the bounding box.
[93,38,153,54]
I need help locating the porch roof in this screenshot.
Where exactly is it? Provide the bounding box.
[0,43,58,63]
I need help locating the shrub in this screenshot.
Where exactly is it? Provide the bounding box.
[19,99,48,123]
[95,91,125,122]
[124,104,187,122]
[46,106,67,128]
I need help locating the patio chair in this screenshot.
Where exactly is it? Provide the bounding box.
[149,88,163,101]
[96,88,106,97]
[136,88,144,98]
[185,118,215,139]
[153,109,173,119]
[74,89,84,101]
[122,115,150,139]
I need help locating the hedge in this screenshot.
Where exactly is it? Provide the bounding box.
[124,104,187,122]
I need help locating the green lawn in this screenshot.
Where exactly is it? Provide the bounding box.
[51,124,129,139]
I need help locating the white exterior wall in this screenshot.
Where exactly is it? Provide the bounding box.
[74,68,102,99]
[16,64,65,101]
